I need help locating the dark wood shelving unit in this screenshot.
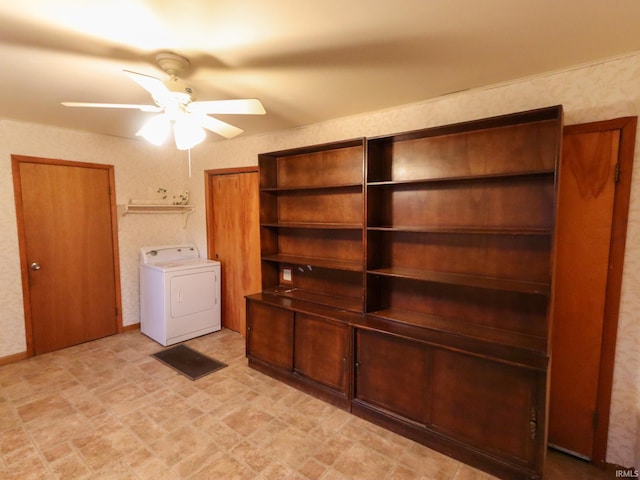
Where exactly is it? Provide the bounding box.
[357,106,562,480]
[246,106,563,480]
[246,138,365,409]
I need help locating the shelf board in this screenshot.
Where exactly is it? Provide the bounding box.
[261,287,363,313]
[368,267,550,295]
[262,222,363,230]
[363,308,547,359]
[121,203,195,214]
[367,169,554,187]
[261,182,363,192]
[263,253,363,272]
[367,225,552,235]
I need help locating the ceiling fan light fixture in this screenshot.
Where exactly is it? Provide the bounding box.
[136,114,171,146]
[173,114,206,150]
[62,52,266,147]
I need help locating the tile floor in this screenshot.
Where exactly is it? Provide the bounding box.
[0,329,615,479]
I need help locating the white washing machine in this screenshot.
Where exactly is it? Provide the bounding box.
[139,244,221,346]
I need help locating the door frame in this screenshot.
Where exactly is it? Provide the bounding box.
[12,155,124,356]
[204,165,259,261]
[204,166,260,334]
[559,116,637,465]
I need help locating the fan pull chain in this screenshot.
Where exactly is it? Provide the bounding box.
[188,148,192,178]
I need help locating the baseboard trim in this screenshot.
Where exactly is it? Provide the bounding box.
[122,323,140,333]
[0,350,29,366]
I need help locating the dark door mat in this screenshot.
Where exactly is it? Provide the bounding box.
[152,344,227,380]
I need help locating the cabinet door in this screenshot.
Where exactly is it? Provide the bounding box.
[246,301,293,370]
[354,329,429,424]
[294,313,349,394]
[430,349,538,465]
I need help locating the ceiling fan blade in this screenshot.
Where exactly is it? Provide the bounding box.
[62,102,162,112]
[198,115,244,139]
[188,99,266,115]
[123,70,170,99]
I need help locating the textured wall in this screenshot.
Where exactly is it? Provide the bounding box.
[186,52,640,468]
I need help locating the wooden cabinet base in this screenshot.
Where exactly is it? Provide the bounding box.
[351,399,542,480]
[246,295,353,411]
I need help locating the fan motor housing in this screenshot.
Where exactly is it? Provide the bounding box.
[157,53,194,101]
[156,52,190,76]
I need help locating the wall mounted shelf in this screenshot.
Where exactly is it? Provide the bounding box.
[118,202,195,227]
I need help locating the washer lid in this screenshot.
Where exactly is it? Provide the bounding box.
[143,258,220,272]
[140,244,200,264]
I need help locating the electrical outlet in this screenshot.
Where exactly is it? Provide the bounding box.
[282,267,292,282]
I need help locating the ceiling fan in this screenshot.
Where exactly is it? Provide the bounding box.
[62,52,266,149]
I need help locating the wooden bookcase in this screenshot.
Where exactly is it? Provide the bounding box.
[257,139,365,312]
[246,106,563,480]
[363,109,559,360]
[246,139,365,408]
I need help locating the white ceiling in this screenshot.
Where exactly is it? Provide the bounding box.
[1,0,640,145]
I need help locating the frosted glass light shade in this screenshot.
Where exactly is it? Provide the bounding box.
[173,115,206,150]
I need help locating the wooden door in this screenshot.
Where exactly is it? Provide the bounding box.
[12,156,122,355]
[549,117,636,463]
[206,168,261,335]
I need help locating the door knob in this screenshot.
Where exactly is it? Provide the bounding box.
[30,262,41,270]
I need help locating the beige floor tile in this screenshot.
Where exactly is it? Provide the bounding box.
[231,440,274,472]
[172,442,220,478]
[222,404,276,436]
[28,409,95,451]
[131,457,180,480]
[313,435,353,466]
[333,442,396,480]
[188,452,253,480]
[264,425,326,468]
[0,329,614,480]
[49,451,92,480]
[299,458,328,480]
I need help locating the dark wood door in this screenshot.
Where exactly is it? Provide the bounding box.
[206,168,261,335]
[354,329,429,424]
[12,156,121,355]
[430,349,539,466]
[246,301,293,370]
[549,117,636,462]
[294,313,349,393]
